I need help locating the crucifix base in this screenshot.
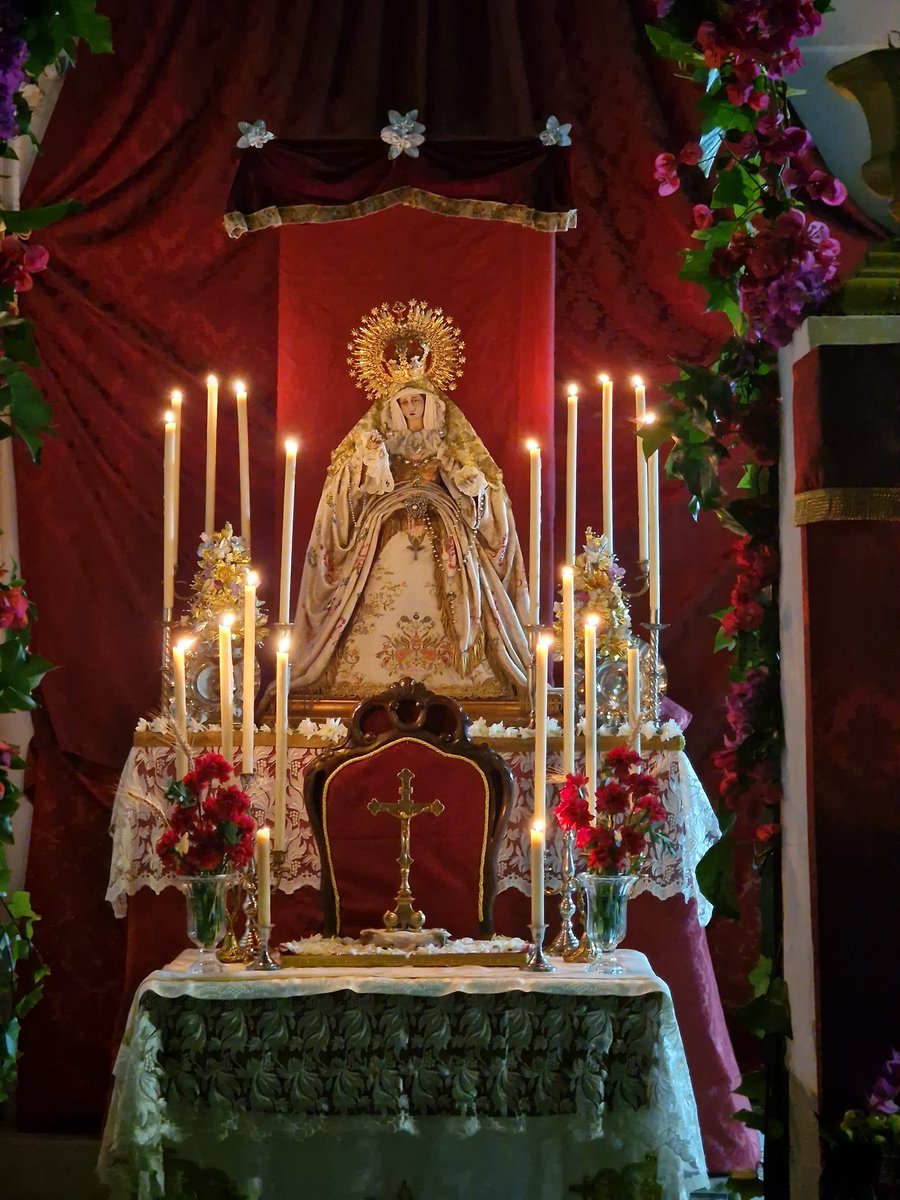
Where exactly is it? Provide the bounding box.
[360,927,450,951]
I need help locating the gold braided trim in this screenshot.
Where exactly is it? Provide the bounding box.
[794,487,900,525]
[224,188,578,238]
[321,734,491,932]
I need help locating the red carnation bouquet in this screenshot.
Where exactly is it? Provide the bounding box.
[555,746,672,876]
[156,752,255,876]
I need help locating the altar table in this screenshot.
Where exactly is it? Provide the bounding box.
[98,949,708,1200]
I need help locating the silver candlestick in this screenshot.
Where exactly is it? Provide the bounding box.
[522,923,554,972]
[549,828,579,955]
[251,923,280,971]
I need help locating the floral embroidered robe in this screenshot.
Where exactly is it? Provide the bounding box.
[291,392,531,698]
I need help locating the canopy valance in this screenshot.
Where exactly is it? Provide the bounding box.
[224,139,577,237]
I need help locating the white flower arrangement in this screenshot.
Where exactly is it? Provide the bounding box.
[380,109,425,159]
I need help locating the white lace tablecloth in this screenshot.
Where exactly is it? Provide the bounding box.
[98,950,708,1200]
[108,743,720,924]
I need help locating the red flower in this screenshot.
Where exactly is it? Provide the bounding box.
[620,825,647,858]
[203,783,251,824]
[0,586,29,630]
[693,204,714,230]
[555,791,591,831]
[188,752,233,790]
[755,822,780,843]
[605,746,641,777]
[628,771,659,798]
[634,793,667,826]
[597,780,630,816]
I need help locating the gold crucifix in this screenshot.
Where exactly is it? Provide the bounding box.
[368,768,445,931]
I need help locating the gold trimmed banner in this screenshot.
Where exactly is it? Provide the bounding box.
[794,487,900,525]
[224,187,578,238]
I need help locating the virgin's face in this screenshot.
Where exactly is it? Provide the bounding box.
[397,392,426,431]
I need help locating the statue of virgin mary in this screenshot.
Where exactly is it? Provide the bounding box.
[290,300,531,700]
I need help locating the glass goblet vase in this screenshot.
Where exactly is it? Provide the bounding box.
[180,874,232,974]
[576,871,639,975]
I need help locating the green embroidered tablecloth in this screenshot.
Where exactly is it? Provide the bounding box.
[98,950,707,1199]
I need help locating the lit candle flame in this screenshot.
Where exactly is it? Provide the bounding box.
[170,389,182,404]
[531,820,545,835]
[279,636,291,655]
[234,379,246,396]
[538,633,554,649]
[561,565,574,581]
[525,438,539,453]
[220,612,236,628]
[206,373,217,387]
[175,637,194,652]
[566,383,578,398]
[164,410,175,424]
[285,437,299,455]
[586,614,600,627]
[631,375,643,387]
[598,372,610,384]
[641,411,658,426]
[246,570,259,587]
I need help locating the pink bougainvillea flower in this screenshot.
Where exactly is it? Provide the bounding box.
[653,151,680,196]
[678,141,704,166]
[693,204,714,229]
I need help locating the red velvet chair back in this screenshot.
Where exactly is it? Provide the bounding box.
[305,679,512,937]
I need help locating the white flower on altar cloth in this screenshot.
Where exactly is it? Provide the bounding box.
[236,119,275,149]
[546,717,562,736]
[294,717,318,737]
[539,115,572,147]
[468,717,490,737]
[380,108,425,158]
[487,722,508,738]
[321,718,348,742]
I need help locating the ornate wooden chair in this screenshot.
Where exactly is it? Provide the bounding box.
[304,678,513,938]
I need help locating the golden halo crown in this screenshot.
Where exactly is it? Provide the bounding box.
[347,299,465,402]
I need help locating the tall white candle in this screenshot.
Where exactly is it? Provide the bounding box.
[565,384,578,564]
[205,374,218,535]
[562,566,576,776]
[633,377,650,563]
[530,822,545,929]
[526,440,541,627]
[279,438,298,626]
[584,616,599,818]
[235,381,251,551]
[533,635,551,825]
[242,571,258,775]
[627,644,642,756]
[274,636,291,852]
[171,389,182,548]
[648,434,661,622]
[172,638,192,779]
[218,613,235,765]
[255,826,271,926]
[600,373,614,554]
[163,413,177,614]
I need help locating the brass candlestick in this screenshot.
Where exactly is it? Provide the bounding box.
[238,862,260,960]
[368,768,444,931]
[216,877,250,963]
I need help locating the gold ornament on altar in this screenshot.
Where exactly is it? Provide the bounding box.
[346,299,466,400]
[554,528,631,664]
[189,522,267,647]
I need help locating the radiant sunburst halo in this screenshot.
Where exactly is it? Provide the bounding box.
[347,299,466,402]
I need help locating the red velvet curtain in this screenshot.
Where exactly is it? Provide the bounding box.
[278,207,556,585]
[12,0,874,1131]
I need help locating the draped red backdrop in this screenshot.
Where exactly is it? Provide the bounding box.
[11,0,873,1134]
[278,208,556,580]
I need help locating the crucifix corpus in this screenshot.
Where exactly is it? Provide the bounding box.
[368,767,445,931]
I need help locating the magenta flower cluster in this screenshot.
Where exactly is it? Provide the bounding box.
[696,0,824,78]
[0,3,26,144]
[711,209,841,347]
